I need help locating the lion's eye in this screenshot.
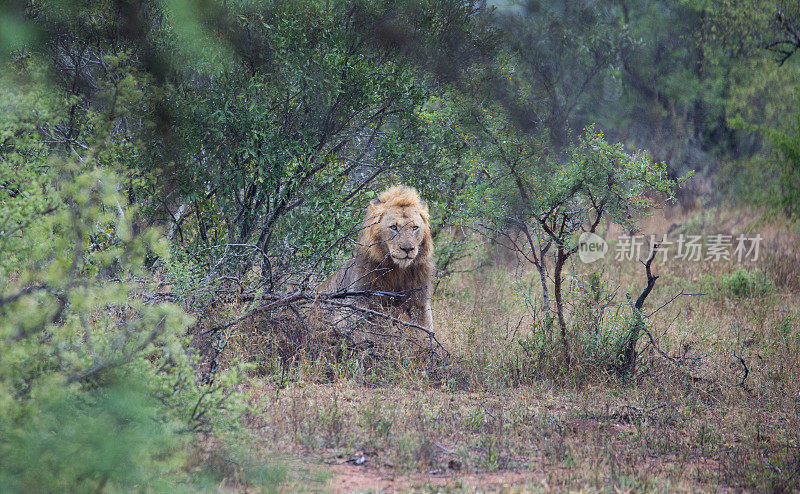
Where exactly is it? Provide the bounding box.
[389,225,399,231]
[412,225,419,231]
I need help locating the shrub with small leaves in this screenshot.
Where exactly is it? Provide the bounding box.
[0,152,274,490]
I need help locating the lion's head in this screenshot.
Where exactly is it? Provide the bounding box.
[359,185,433,269]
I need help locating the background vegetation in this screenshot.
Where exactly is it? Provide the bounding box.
[1,0,798,491]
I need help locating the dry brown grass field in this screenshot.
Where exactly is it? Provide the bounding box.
[206,205,800,493]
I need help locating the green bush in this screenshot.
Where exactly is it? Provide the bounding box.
[0,152,278,491]
[0,372,186,493]
[721,268,775,298]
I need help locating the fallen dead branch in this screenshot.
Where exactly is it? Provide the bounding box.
[193,287,449,381]
[200,288,427,335]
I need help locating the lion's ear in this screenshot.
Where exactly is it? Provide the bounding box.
[419,200,430,224]
[366,198,384,223]
[418,201,431,226]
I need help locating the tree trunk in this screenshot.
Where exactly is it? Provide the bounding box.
[621,312,644,377]
[553,248,570,367]
[537,259,551,321]
[620,245,659,378]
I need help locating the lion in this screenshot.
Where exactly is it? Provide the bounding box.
[321,185,434,330]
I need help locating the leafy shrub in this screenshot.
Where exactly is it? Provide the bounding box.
[0,154,274,491]
[0,371,186,492]
[721,268,775,298]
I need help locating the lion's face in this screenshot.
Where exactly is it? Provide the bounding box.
[361,186,432,270]
[377,207,428,269]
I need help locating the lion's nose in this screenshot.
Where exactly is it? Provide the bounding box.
[400,245,415,254]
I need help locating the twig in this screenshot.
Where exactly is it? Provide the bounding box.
[434,442,458,456]
[324,300,449,357]
[647,291,705,317]
[200,288,427,335]
[732,351,749,388]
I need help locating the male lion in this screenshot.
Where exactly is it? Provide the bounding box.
[321,185,434,330]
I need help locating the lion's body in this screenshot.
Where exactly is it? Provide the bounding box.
[321,186,434,330]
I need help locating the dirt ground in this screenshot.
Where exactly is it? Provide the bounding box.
[327,462,535,493]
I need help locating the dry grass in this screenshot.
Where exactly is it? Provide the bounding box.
[217,205,800,492]
[246,380,796,491]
